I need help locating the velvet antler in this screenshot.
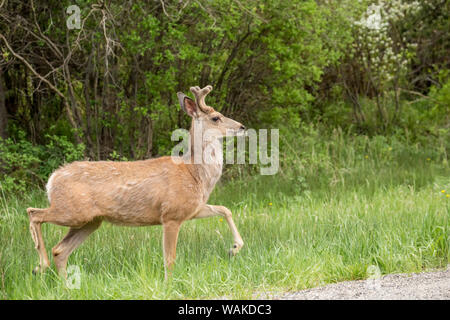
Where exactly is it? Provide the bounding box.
[190,85,214,114]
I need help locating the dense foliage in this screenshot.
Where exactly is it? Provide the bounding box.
[0,1,449,299]
[0,0,448,194]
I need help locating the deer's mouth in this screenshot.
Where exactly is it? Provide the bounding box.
[235,128,247,137]
[225,127,246,137]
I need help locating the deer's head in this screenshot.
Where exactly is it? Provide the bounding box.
[177,85,245,140]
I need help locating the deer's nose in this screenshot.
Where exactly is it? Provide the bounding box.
[240,125,246,130]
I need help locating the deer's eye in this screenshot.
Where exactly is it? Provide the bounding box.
[211,116,220,122]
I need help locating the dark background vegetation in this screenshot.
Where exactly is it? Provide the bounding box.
[0,1,449,300]
[0,0,448,193]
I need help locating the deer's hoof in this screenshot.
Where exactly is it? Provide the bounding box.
[32,266,41,275]
[228,244,240,257]
[32,263,49,275]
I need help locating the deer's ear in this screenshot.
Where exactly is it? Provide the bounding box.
[177,92,198,117]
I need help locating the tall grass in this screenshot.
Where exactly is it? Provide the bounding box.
[0,127,449,299]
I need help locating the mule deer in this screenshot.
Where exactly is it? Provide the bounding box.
[27,85,245,278]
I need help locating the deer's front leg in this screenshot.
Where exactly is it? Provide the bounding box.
[194,205,244,256]
[162,220,182,279]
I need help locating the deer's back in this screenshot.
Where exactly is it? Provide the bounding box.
[46,157,204,226]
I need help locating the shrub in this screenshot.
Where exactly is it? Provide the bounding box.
[0,132,85,196]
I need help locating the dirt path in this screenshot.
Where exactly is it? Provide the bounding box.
[263,266,450,300]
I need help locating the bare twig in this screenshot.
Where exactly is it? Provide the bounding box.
[30,0,63,59]
[233,0,267,23]
[0,33,81,142]
[160,0,173,20]
[0,34,65,99]
[399,88,436,101]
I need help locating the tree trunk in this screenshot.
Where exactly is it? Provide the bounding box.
[146,116,153,158]
[0,67,7,139]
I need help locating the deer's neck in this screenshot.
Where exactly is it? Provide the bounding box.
[186,125,223,202]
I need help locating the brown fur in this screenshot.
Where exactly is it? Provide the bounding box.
[27,85,245,278]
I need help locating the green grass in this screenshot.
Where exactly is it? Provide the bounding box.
[0,132,449,299]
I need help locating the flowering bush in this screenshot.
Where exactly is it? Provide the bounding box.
[352,1,420,87]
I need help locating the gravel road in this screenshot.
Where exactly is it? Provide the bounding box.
[263,266,450,300]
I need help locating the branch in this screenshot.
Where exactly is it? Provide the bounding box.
[399,88,437,103]
[0,33,81,142]
[30,0,63,59]
[0,34,65,100]
[160,0,173,21]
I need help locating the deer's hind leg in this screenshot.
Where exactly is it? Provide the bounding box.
[27,208,50,274]
[52,218,102,277]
